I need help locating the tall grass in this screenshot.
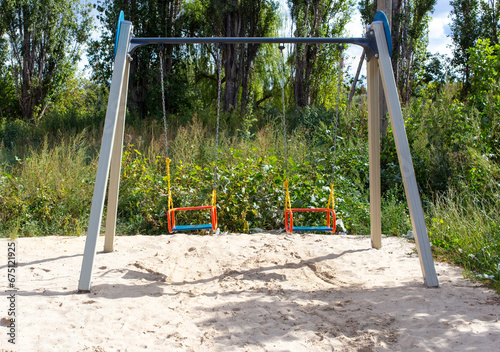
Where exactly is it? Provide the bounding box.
[428,190,500,289]
[0,134,97,237]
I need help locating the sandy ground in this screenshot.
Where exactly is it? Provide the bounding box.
[0,233,499,352]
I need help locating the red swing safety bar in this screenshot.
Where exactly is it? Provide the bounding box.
[167,205,217,233]
[285,208,336,233]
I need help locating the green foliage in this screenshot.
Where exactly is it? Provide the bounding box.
[375,82,500,290]
[392,1,436,103]
[0,36,18,119]
[360,0,437,103]
[381,83,500,201]
[88,0,194,118]
[381,186,411,236]
[428,192,500,290]
[0,135,96,238]
[288,0,354,107]
[0,0,93,121]
[468,38,500,108]
[450,0,481,95]
[0,119,30,150]
[1,92,500,291]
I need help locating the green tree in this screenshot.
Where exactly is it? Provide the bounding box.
[358,0,436,103]
[450,0,481,97]
[422,54,447,84]
[468,38,500,108]
[391,0,436,103]
[1,0,92,122]
[184,0,279,113]
[480,0,500,44]
[288,0,354,107]
[0,34,18,119]
[87,0,189,118]
[358,0,376,25]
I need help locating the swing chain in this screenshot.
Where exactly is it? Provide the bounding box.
[159,45,174,211]
[331,45,344,187]
[159,45,169,159]
[212,45,222,193]
[279,44,288,180]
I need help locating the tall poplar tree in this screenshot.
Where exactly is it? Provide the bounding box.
[449,0,481,96]
[1,0,92,122]
[479,0,499,45]
[392,0,436,103]
[87,0,187,117]
[288,0,353,107]
[184,0,279,113]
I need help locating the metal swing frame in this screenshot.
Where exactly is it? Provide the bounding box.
[78,11,439,291]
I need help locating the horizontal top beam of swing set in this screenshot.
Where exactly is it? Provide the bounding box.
[128,35,377,58]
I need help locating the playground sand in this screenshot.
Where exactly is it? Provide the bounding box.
[1,233,499,351]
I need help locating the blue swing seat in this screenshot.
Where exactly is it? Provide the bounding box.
[171,224,214,232]
[292,226,335,232]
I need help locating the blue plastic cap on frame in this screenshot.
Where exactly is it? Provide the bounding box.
[373,11,392,57]
[113,11,125,61]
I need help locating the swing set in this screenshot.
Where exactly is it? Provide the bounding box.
[78,11,439,292]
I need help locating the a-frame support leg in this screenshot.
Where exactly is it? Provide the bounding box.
[104,57,130,253]
[372,22,439,287]
[78,21,133,292]
[367,47,382,249]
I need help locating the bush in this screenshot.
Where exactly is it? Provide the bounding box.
[428,191,500,290]
[1,119,30,150]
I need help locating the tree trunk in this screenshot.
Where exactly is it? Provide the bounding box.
[222,9,241,112]
[294,45,308,107]
[392,0,402,84]
[240,44,258,113]
[20,5,32,121]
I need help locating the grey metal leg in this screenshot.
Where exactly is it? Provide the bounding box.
[78,21,133,292]
[372,22,439,287]
[104,60,130,253]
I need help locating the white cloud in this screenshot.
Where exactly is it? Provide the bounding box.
[428,13,452,57]
[346,11,364,38]
[344,11,366,78]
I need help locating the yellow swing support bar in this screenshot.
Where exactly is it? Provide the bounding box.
[211,189,216,207]
[327,183,335,211]
[284,178,292,210]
